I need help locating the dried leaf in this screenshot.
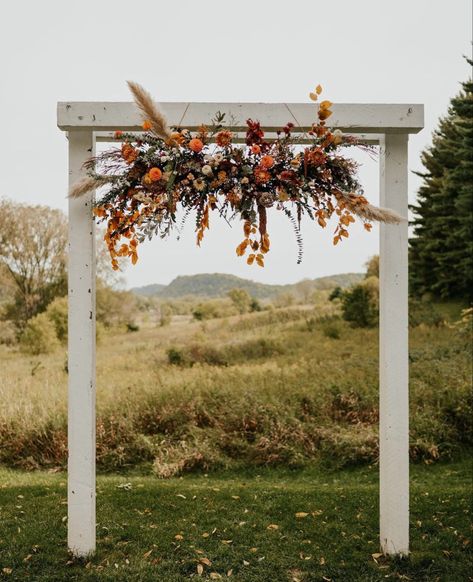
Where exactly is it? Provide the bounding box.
[295,512,309,518]
[309,92,318,102]
[267,524,279,530]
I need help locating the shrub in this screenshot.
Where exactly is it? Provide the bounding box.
[45,296,68,342]
[20,312,60,355]
[342,277,379,328]
[408,298,444,327]
[328,286,343,302]
[320,316,343,339]
[0,319,17,345]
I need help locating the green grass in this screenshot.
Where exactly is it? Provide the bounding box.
[0,461,471,581]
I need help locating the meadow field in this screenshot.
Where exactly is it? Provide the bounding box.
[0,297,472,580]
[0,300,470,474]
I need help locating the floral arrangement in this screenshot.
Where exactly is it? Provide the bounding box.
[70,82,403,270]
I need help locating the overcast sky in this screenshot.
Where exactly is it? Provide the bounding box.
[1,0,471,288]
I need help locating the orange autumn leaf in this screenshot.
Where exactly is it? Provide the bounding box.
[319,100,333,110]
[236,240,249,256]
[318,109,333,121]
[247,254,255,265]
[316,84,323,94]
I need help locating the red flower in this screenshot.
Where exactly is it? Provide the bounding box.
[246,119,269,151]
[279,170,299,184]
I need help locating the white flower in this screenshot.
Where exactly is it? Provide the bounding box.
[333,129,343,137]
[202,165,213,176]
[213,153,224,164]
[160,155,169,162]
[204,154,213,163]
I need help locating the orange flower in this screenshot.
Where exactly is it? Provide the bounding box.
[254,167,271,184]
[149,167,162,182]
[216,130,233,147]
[251,144,261,155]
[169,131,185,145]
[260,155,274,169]
[114,130,123,139]
[188,138,204,153]
[142,120,152,131]
[121,143,138,164]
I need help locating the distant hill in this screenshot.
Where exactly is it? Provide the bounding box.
[131,272,362,299]
[131,283,166,297]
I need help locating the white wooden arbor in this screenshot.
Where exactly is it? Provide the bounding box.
[57,100,424,558]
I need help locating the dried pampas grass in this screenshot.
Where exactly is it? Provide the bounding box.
[127,80,172,141]
[355,203,405,224]
[68,175,114,199]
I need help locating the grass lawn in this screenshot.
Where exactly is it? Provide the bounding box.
[0,460,471,581]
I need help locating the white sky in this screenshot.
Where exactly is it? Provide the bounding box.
[1,0,471,288]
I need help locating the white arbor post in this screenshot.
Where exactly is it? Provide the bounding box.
[58,101,422,559]
[67,130,96,556]
[379,133,409,555]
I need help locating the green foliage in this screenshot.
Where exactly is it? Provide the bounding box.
[320,315,343,339]
[0,199,68,327]
[45,296,68,342]
[365,254,379,279]
[227,288,253,314]
[341,277,379,328]
[96,282,138,328]
[410,61,473,299]
[192,299,235,321]
[328,286,343,301]
[19,312,60,355]
[408,298,444,327]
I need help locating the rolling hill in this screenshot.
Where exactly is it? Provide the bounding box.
[131,272,363,299]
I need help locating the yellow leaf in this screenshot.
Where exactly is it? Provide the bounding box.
[295,512,309,518]
[174,534,184,541]
[267,524,279,530]
[247,253,255,265]
[200,557,212,566]
[316,84,323,94]
[143,550,153,558]
[309,92,318,102]
[319,100,333,110]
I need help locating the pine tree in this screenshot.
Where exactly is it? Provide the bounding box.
[410,60,473,300]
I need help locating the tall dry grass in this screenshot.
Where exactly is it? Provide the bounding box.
[0,304,471,473]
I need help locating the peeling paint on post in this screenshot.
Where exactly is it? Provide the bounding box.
[67,130,96,557]
[379,133,410,556]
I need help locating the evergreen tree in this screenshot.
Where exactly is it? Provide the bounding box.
[410,60,473,300]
